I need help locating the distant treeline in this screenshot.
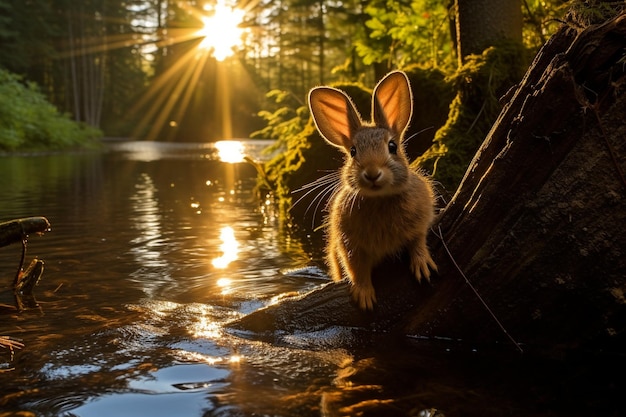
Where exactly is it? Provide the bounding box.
[0,0,568,147]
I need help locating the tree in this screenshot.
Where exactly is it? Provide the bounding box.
[454,0,523,64]
[0,0,150,134]
[416,0,527,191]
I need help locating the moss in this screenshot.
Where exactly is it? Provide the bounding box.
[567,0,626,28]
[416,41,530,192]
[403,65,456,159]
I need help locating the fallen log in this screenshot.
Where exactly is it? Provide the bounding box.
[231,10,626,353]
[0,217,50,308]
[0,217,50,248]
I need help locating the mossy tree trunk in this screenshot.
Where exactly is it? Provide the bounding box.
[233,9,626,353]
[410,9,626,350]
[422,0,527,191]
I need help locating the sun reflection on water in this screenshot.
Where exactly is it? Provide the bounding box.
[211,226,239,269]
[215,140,245,163]
[216,277,233,295]
[192,315,222,339]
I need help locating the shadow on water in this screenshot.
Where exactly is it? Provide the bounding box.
[0,141,624,417]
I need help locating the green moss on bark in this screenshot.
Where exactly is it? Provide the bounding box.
[416,41,529,191]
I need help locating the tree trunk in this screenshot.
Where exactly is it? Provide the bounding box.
[231,10,626,354]
[455,0,522,64]
[409,9,626,351]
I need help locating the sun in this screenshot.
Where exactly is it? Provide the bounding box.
[198,2,246,61]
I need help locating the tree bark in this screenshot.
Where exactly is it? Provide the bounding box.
[412,10,626,351]
[455,0,522,64]
[231,11,626,353]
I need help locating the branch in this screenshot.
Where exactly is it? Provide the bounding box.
[0,217,50,249]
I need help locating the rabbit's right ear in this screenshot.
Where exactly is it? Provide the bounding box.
[372,71,413,138]
[308,87,362,150]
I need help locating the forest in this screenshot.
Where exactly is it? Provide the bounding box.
[1,1,624,414]
[0,0,568,152]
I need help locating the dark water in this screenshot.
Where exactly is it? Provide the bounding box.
[0,141,623,417]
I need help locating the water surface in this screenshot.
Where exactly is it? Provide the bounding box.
[0,141,622,417]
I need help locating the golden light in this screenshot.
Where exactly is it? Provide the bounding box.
[215,140,245,163]
[216,277,233,295]
[212,226,239,269]
[229,354,243,364]
[60,1,254,142]
[191,315,222,339]
[197,2,246,61]
[216,277,232,287]
[128,2,250,141]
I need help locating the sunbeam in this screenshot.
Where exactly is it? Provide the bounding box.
[128,1,248,141]
[129,44,211,141]
[58,2,251,142]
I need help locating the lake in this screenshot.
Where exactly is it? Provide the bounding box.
[0,140,622,416]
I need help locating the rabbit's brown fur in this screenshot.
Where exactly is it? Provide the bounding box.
[308,71,437,310]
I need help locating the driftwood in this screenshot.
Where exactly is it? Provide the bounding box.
[232,12,626,353]
[0,217,50,249]
[0,217,49,310]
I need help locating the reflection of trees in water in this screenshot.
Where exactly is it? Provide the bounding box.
[129,172,174,298]
[121,141,314,301]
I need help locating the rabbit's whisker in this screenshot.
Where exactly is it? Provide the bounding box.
[292,172,343,227]
[292,172,339,192]
[306,184,339,228]
[291,172,340,210]
[347,190,360,216]
[294,170,337,188]
[405,126,434,142]
[309,182,340,228]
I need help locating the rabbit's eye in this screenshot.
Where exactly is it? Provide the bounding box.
[350,146,357,157]
[388,141,398,154]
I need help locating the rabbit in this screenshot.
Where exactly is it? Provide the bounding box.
[307,70,437,310]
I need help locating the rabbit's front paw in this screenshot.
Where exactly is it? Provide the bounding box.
[411,250,437,283]
[351,283,377,311]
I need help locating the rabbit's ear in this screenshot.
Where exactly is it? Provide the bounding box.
[309,87,362,150]
[372,71,413,139]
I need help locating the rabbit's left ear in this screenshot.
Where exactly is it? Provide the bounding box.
[372,71,413,138]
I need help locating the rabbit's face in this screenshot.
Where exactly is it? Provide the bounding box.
[308,71,415,197]
[344,127,410,197]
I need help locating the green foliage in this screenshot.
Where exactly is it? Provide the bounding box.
[416,41,529,191]
[0,69,101,151]
[250,0,580,203]
[250,89,312,216]
[355,0,454,70]
[523,0,571,50]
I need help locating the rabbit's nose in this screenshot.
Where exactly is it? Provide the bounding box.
[363,170,382,182]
